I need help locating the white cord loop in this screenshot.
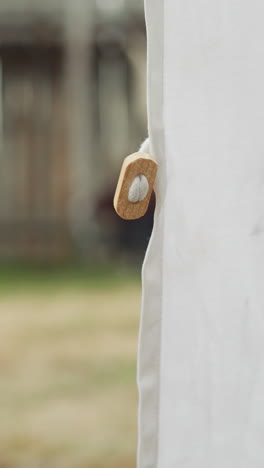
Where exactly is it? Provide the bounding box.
[139,137,150,153]
[128,174,149,203]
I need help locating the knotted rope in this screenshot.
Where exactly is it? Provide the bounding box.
[127,138,150,203]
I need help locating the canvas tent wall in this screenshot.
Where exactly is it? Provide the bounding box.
[138,1,264,467]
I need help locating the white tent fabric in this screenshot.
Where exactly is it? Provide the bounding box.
[138,1,264,467]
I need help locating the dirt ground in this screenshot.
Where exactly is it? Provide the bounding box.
[0,280,141,468]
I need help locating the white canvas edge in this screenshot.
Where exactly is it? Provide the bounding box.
[137,1,166,467]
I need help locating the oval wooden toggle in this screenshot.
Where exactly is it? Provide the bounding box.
[113,152,158,220]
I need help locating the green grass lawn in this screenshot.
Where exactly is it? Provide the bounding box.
[0,263,141,292]
[0,265,141,468]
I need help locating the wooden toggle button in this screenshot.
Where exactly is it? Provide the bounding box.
[113,152,158,220]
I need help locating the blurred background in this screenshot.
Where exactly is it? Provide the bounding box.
[0,1,151,467]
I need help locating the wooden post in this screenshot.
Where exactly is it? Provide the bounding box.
[64,0,96,253]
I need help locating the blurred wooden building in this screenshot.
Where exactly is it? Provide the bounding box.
[0,0,147,261]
